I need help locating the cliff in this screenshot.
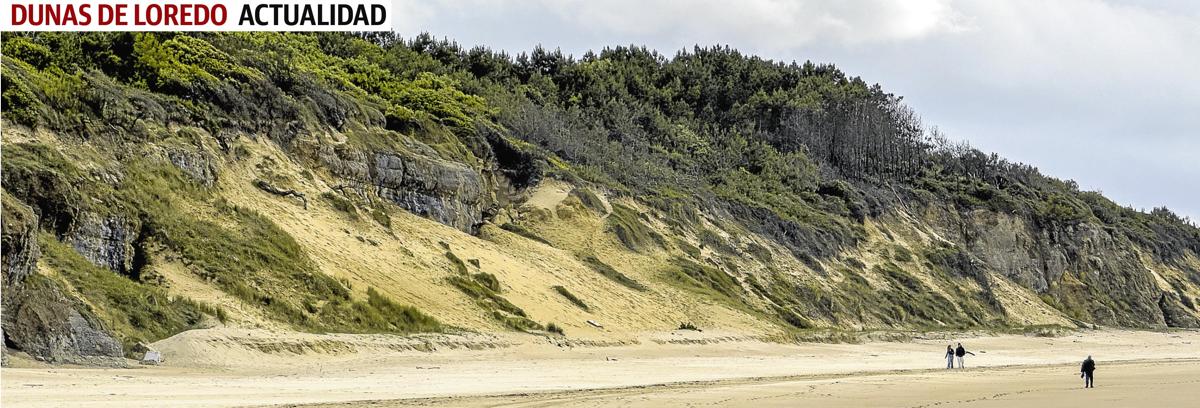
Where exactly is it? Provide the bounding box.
[2,32,1197,363]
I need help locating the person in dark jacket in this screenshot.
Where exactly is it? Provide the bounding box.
[954,343,975,368]
[1081,356,1096,388]
[945,345,955,369]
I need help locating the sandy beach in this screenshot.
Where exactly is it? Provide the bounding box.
[2,329,1198,407]
[352,359,1199,408]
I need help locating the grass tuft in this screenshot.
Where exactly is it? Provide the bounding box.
[500,223,552,245]
[579,255,647,291]
[320,192,358,220]
[552,285,590,311]
[607,203,664,252]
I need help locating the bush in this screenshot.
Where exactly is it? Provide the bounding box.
[552,285,590,311]
[321,192,358,219]
[369,205,392,228]
[892,245,913,262]
[1037,193,1090,225]
[492,311,544,332]
[569,188,606,213]
[607,203,664,252]
[663,256,743,300]
[445,251,469,275]
[500,223,552,245]
[449,273,539,332]
[580,255,647,291]
[473,272,501,292]
[318,288,442,333]
[699,228,737,254]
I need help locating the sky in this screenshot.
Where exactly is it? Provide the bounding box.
[393,0,1199,221]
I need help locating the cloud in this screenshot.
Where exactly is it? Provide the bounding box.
[393,0,1200,220]
[396,0,972,51]
[536,0,971,49]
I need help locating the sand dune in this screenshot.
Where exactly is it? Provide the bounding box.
[2,329,1198,407]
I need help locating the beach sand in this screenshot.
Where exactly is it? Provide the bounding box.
[341,360,1199,408]
[2,329,1197,407]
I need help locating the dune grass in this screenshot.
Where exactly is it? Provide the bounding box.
[607,203,664,252]
[552,285,590,311]
[579,255,647,291]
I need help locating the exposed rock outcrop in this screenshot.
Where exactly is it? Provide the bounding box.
[1160,291,1200,328]
[68,214,139,277]
[2,195,40,287]
[2,196,124,364]
[3,276,125,364]
[372,151,485,232]
[320,144,487,233]
[936,207,1177,328]
[166,147,218,187]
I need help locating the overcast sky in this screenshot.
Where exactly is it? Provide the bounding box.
[394,0,1199,221]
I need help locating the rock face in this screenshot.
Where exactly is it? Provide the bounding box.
[933,207,1184,328]
[1,197,124,364]
[1160,291,1200,328]
[2,196,40,287]
[371,152,485,232]
[3,277,125,363]
[320,145,487,233]
[166,147,218,187]
[68,214,138,277]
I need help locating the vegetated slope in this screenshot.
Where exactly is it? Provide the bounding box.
[2,33,1198,363]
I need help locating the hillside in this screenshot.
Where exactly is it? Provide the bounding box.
[2,32,1199,364]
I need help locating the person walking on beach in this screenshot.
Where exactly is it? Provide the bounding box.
[1081,355,1096,388]
[945,345,955,369]
[954,343,974,369]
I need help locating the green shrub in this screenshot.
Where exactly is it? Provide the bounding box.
[580,255,647,291]
[892,245,913,262]
[444,251,470,275]
[872,263,968,327]
[1038,193,1090,225]
[663,256,743,299]
[546,322,565,335]
[321,191,358,219]
[317,288,441,333]
[1,63,43,126]
[745,242,773,262]
[607,203,664,252]
[473,272,501,292]
[699,228,737,254]
[500,223,552,245]
[369,205,392,229]
[569,188,606,213]
[552,285,590,311]
[449,274,529,321]
[2,36,53,69]
[0,143,100,233]
[675,238,702,258]
[493,311,544,332]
